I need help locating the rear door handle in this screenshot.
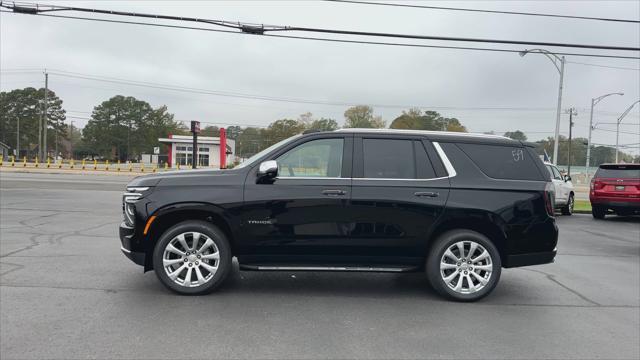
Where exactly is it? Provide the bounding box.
[322,189,347,196]
[414,191,439,198]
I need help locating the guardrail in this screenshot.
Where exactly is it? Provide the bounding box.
[0,156,194,173]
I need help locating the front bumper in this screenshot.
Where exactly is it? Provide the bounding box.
[119,222,145,266]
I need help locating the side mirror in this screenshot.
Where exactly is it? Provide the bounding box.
[257,160,278,183]
[565,175,572,182]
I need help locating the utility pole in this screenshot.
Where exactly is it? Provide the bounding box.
[70,121,74,158]
[43,71,48,160]
[565,107,577,176]
[586,92,624,179]
[16,117,20,158]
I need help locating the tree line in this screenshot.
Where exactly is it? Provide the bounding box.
[1,86,636,165]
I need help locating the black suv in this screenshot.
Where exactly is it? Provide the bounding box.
[120,129,558,301]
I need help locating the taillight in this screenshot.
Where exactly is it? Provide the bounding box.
[592,179,605,190]
[544,182,555,217]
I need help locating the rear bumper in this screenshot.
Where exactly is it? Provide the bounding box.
[590,198,640,211]
[504,249,556,268]
[119,222,145,266]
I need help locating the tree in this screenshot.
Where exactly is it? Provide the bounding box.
[308,118,339,131]
[201,125,220,137]
[82,96,182,160]
[236,126,265,158]
[0,87,67,157]
[504,130,528,141]
[389,109,467,132]
[264,119,307,145]
[344,105,385,128]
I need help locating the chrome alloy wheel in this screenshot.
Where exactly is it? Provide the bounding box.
[440,240,493,294]
[162,232,220,288]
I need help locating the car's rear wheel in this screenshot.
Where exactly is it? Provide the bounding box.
[153,220,232,295]
[426,230,501,302]
[592,205,606,219]
[561,194,574,216]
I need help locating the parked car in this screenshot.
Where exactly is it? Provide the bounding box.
[119,129,558,302]
[590,163,640,219]
[544,162,575,215]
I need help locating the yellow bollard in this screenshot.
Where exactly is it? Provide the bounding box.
[81,159,86,170]
[35,156,39,168]
[93,159,97,170]
[105,160,110,171]
[47,158,51,168]
[177,162,181,170]
[153,163,157,173]
[117,160,121,172]
[70,159,75,169]
[164,162,168,171]
[141,162,145,172]
[23,156,27,167]
[58,159,63,169]
[128,162,133,172]
[11,155,15,167]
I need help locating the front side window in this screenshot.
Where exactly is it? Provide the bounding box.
[363,139,416,179]
[277,138,344,177]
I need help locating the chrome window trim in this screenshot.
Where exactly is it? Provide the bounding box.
[432,142,457,178]
[354,176,449,181]
[276,176,346,180]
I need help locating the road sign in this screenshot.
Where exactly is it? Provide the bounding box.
[191,121,201,134]
[153,147,160,154]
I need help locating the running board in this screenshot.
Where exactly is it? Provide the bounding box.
[239,264,419,272]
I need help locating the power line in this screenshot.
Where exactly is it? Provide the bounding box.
[22,68,569,111]
[2,11,637,61]
[1,2,639,54]
[567,61,640,71]
[324,0,640,24]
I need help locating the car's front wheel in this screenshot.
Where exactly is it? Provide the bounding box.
[426,230,501,302]
[153,220,232,295]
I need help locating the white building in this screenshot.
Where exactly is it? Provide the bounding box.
[158,135,235,168]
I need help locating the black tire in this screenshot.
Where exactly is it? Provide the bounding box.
[561,194,574,216]
[592,206,606,219]
[153,220,232,295]
[426,230,501,302]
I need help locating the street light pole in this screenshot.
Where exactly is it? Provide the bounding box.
[615,100,640,163]
[565,107,577,176]
[519,49,565,165]
[586,92,624,177]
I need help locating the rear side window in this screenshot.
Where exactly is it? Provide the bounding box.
[595,166,640,179]
[363,139,415,179]
[457,143,544,181]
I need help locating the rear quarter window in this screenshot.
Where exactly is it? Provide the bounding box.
[457,143,544,181]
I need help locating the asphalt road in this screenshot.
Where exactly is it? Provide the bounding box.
[1,171,639,360]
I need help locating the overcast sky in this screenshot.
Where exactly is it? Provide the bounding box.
[1,0,639,155]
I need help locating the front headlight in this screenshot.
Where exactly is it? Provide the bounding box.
[124,202,136,226]
[122,187,149,226]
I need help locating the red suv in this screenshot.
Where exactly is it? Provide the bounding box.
[590,164,640,219]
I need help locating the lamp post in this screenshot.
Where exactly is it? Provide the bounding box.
[615,100,640,163]
[587,92,624,178]
[519,49,565,165]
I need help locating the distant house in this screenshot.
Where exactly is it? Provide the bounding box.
[0,141,9,161]
[158,135,235,168]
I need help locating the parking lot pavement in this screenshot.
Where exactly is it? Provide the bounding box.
[1,172,639,360]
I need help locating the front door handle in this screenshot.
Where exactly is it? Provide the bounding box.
[414,191,439,198]
[322,189,347,196]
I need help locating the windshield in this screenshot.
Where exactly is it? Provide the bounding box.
[235,134,302,169]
